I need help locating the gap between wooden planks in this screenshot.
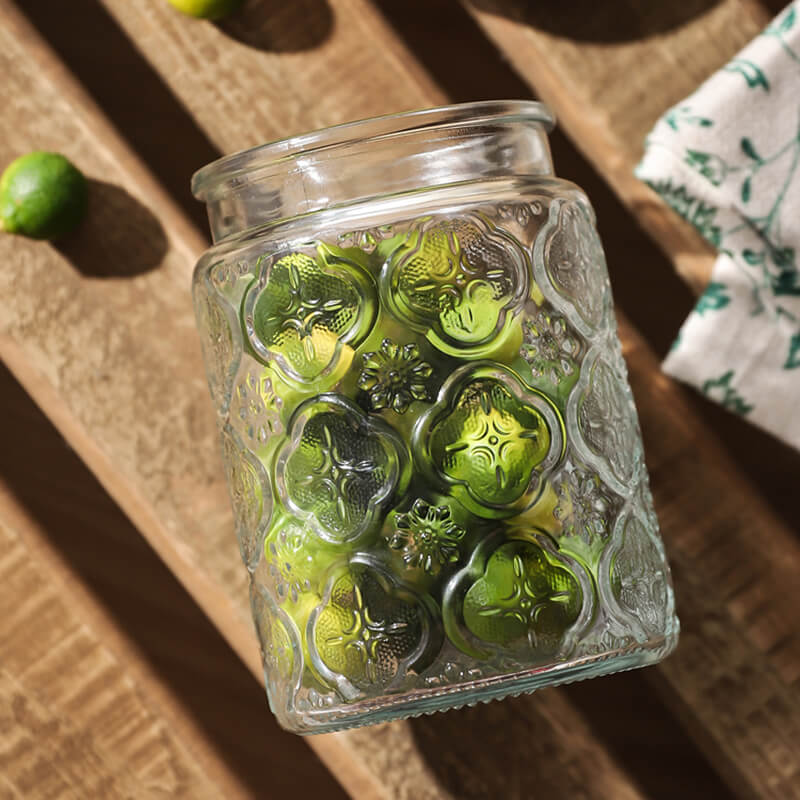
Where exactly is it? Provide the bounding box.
[463,0,777,295]
[0,3,650,799]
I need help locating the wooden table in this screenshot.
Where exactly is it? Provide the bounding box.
[1,1,798,797]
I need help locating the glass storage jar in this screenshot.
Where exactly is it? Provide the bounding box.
[191,101,679,734]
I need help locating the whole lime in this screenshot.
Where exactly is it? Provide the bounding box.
[166,0,243,20]
[0,152,88,241]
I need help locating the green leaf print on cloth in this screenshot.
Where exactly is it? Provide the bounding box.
[723,59,770,91]
[636,0,800,450]
[702,371,754,415]
[785,333,800,368]
[695,282,731,315]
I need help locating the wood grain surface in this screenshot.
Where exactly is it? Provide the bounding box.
[0,362,348,800]
[0,468,245,799]
[1,0,799,798]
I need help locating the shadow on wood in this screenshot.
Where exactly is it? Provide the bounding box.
[20,0,221,232]
[0,363,347,800]
[218,0,333,52]
[55,180,168,277]
[464,0,723,42]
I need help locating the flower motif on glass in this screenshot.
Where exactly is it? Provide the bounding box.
[309,561,436,693]
[610,514,669,637]
[521,306,582,386]
[243,246,377,385]
[415,363,564,518]
[265,514,341,604]
[276,395,410,544]
[458,539,582,656]
[382,215,528,356]
[230,356,282,447]
[193,278,240,412]
[387,499,466,575]
[577,355,640,486]
[538,199,609,331]
[358,338,432,413]
[554,464,617,545]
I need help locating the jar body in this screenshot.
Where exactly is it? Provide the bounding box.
[194,149,678,733]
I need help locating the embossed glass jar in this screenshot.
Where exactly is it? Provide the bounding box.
[191,101,679,734]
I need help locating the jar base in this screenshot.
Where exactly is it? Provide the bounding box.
[271,629,680,735]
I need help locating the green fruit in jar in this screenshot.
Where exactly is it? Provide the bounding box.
[308,562,437,693]
[462,539,582,654]
[0,152,88,240]
[166,0,243,19]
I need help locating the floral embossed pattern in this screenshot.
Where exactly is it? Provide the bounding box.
[194,195,677,732]
[540,200,609,331]
[416,364,563,517]
[576,356,641,487]
[521,306,583,387]
[382,215,528,357]
[358,338,432,413]
[387,499,466,575]
[244,246,377,385]
[193,278,239,412]
[309,561,436,694]
[610,515,670,638]
[554,464,618,546]
[220,425,272,572]
[444,533,587,659]
[230,356,283,448]
[277,396,409,544]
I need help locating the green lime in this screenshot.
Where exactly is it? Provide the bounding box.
[0,152,88,240]
[462,540,581,653]
[166,0,243,20]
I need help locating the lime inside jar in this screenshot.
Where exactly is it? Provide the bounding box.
[192,101,679,733]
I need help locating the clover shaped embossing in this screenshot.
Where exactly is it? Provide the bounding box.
[244,245,377,386]
[381,215,528,357]
[276,395,411,544]
[443,529,590,660]
[603,512,670,640]
[414,363,564,518]
[570,353,641,491]
[307,558,439,697]
[537,199,610,332]
[220,425,272,572]
[265,513,345,604]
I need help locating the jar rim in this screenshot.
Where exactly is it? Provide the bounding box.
[191,100,554,201]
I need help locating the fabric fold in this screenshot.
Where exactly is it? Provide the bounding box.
[636,1,800,449]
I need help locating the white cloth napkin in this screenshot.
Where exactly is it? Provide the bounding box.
[635,1,800,449]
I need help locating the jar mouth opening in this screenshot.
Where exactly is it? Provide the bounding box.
[192,100,554,202]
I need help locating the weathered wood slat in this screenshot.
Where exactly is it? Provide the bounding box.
[464,0,776,294]
[0,4,650,799]
[0,483,248,800]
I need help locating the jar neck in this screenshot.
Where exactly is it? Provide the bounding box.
[193,102,555,243]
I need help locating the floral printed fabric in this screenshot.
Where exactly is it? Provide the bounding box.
[636,1,800,449]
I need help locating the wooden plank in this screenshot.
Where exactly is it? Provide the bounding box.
[100,0,446,155]
[0,4,650,800]
[464,0,777,294]
[0,484,247,800]
[0,361,348,800]
[92,2,800,798]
